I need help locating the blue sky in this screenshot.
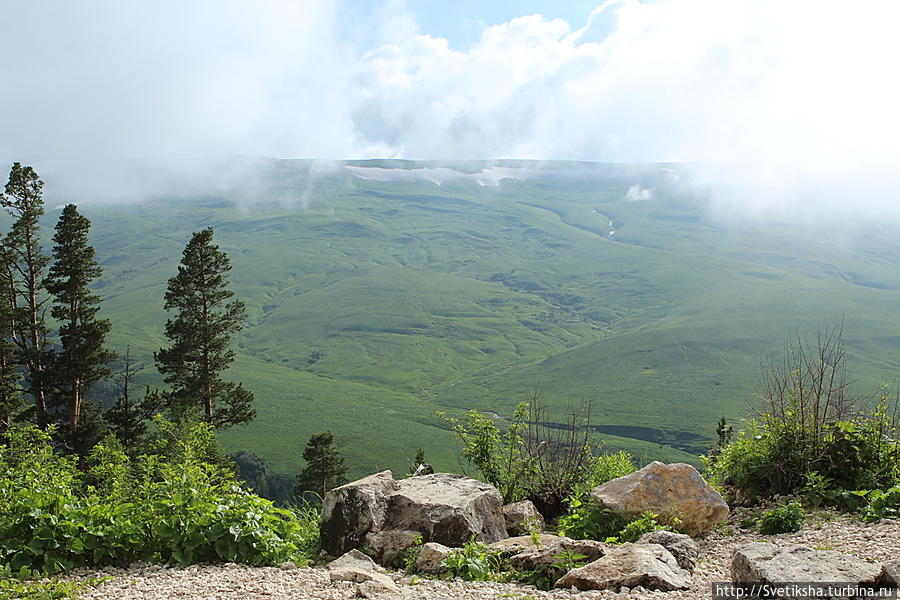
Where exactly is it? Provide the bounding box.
[341,0,604,50]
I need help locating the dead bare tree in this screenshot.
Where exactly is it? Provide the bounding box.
[522,393,598,518]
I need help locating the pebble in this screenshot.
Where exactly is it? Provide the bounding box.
[71,515,899,600]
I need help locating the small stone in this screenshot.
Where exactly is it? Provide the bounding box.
[278,561,297,570]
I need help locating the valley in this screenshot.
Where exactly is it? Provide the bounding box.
[54,159,900,479]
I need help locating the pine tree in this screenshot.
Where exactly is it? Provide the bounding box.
[43,204,116,432]
[0,163,52,428]
[105,347,160,454]
[154,228,255,429]
[0,248,23,430]
[293,431,348,499]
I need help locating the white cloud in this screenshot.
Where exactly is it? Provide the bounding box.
[2,0,899,218]
[625,185,654,201]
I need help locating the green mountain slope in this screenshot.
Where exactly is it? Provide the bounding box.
[30,159,898,478]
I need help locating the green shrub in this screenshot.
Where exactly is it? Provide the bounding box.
[568,451,634,501]
[440,537,505,581]
[859,486,900,523]
[515,548,588,590]
[705,329,899,504]
[438,403,531,503]
[617,512,667,543]
[757,501,805,534]
[556,497,626,541]
[0,421,315,576]
[439,399,605,513]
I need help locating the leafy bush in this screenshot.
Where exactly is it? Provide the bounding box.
[516,549,588,590]
[757,501,805,534]
[438,403,531,503]
[616,512,668,543]
[859,486,900,523]
[0,421,315,577]
[705,327,899,503]
[440,537,505,581]
[556,497,626,541]
[439,398,602,514]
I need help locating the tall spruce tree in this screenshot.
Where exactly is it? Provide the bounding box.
[0,248,23,430]
[293,431,348,499]
[0,163,52,428]
[155,228,255,429]
[43,204,116,432]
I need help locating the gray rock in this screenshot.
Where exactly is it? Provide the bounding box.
[415,542,452,574]
[503,500,545,536]
[321,471,399,556]
[363,529,420,564]
[327,549,385,574]
[637,530,700,572]
[320,470,507,560]
[878,559,899,586]
[555,542,691,592]
[489,534,606,575]
[490,534,568,557]
[385,473,508,548]
[591,461,729,535]
[731,543,883,596]
[329,549,398,594]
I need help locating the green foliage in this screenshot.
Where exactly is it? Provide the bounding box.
[556,450,635,541]
[384,533,423,573]
[439,402,530,503]
[858,486,900,523]
[757,501,805,534]
[155,227,255,430]
[568,451,635,502]
[617,512,667,543]
[0,421,315,577]
[440,537,506,581]
[43,204,116,436]
[1,162,52,429]
[556,497,626,541]
[515,549,588,590]
[0,566,103,600]
[293,431,348,500]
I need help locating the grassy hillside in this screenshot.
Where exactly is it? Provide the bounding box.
[27,159,899,479]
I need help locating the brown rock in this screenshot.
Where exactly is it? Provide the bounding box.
[555,542,691,591]
[591,461,728,535]
[503,500,545,536]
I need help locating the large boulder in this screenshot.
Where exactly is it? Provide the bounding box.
[731,543,883,595]
[555,543,692,592]
[320,471,398,556]
[320,470,507,558]
[502,500,545,536]
[591,461,728,535]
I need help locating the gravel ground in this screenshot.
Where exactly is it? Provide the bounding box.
[72,514,899,600]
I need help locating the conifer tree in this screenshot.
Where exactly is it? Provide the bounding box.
[105,347,159,454]
[43,204,116,432]
[293,431,348,499]
[0,163,52,428]
[0,248,23,430]
[155,228,255,429]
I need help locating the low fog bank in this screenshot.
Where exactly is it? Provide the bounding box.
[15,156,900,241]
